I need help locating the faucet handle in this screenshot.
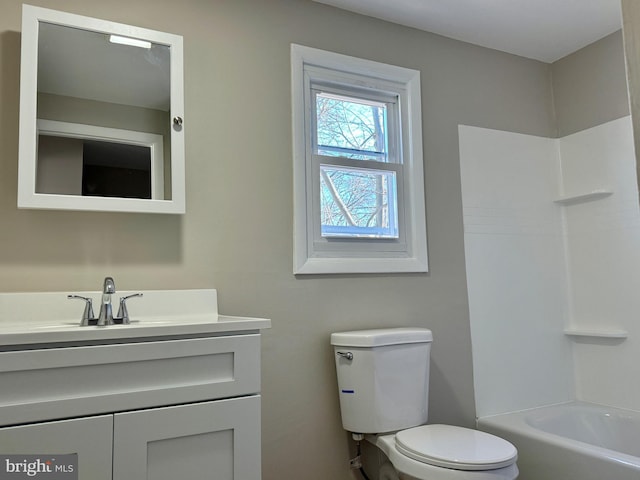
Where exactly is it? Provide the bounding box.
[117,293,143,324]
[67,295,95,326]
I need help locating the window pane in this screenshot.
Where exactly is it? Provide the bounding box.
[315,92,388,162]
[320,164,398,238]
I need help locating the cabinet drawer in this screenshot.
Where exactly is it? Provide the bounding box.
[0,334,260,426]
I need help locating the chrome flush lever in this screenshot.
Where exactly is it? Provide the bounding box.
[336,351,353,361]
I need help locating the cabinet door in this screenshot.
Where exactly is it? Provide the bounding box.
[0,415,113,480]
[113,395,261,480]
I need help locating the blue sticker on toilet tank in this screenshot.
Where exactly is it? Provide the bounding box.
[341,389,355,394]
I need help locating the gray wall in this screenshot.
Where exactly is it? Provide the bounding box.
[0,1,555,479]
[552,30,630,137]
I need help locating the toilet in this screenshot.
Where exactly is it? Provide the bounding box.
[331,328,518,480]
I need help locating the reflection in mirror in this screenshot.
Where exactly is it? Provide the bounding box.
[18,5,185,213]
[36,120,164,199]
[38,136,155,199]
[80,141,151,199]
[37,22,170,200]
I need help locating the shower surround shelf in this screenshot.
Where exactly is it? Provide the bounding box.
[564,328,628,340]
[554,190,612,205]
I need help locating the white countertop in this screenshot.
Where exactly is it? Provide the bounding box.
[0,289,270,347]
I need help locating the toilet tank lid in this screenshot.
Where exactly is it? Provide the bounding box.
[331,328,433,347]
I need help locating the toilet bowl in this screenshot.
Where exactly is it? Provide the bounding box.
[330,328,519,480]
[369,425,518,480]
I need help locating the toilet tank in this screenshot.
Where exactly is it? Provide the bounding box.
[330,328,433,434]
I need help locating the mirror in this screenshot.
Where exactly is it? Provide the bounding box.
[18,5,185,213]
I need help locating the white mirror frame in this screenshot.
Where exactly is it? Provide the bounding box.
[18,5,186,214]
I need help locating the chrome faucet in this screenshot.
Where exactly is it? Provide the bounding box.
[97,276,116,326]
[69,277,142,326]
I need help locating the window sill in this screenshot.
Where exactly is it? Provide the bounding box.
[294,256,428,275]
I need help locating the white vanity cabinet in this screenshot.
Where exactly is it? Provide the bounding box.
[0,415,113,479]
[113,396,261,479]
[0,329,267,480]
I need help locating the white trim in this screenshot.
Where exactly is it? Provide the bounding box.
[295,256,428,275]
[18,4,185,214]
[291,44,428,274]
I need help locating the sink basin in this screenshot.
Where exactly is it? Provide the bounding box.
[0,289,270,347]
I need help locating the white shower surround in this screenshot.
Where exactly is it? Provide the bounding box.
[459,116,640,416]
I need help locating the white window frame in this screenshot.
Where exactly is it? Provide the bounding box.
[291,44,428,274]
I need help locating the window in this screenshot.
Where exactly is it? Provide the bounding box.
[291,44,428,274]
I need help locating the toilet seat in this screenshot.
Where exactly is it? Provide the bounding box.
[395,425,518,471]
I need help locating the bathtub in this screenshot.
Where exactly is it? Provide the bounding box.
[476,402,640,480]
